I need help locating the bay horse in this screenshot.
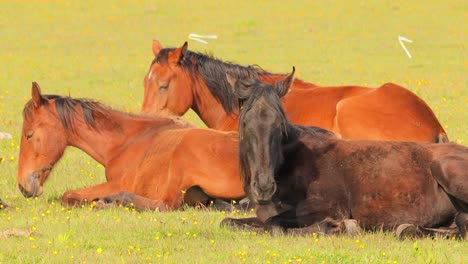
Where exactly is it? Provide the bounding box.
[221,68,467,239]
[17,82,245,211]
[141,40,448,143]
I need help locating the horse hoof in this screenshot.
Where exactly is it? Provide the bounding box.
[455,212,467,240]
[396,224,419,240]
[93,200,113,210]
[268,225,285,236]
[220,218,239,229]
[343,219,361,237]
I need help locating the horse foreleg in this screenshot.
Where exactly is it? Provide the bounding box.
[276,218,361,237]
[100,191,171,211]
[62,180,128,207]
[264,209,360,236]
[220,217,265,232]
[396,223,462,240]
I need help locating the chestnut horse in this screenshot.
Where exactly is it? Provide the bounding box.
[142,40,447,143]
[17,82,244,211]
[221,69,467,238]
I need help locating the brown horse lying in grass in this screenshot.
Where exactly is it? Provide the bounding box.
[17,82,244,211]
[222,68,467,239]
[142,40,447,143]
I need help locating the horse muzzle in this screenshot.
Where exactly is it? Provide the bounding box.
[18,166,51,198]
[250,180,277,205]
[18,181,43,198]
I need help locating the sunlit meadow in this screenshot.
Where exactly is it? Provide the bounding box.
[0,1,466,263]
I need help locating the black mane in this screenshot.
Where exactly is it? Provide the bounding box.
[23,95,124,133]
[23,94,191,134]
[153,48,275,113]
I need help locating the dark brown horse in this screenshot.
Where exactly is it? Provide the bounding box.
[141,40,447,143]
[221,68,467,238]
[17,82,244,211]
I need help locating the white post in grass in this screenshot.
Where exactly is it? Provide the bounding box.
[0,132,12,139]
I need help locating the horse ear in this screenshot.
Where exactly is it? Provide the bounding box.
[226,73,237,93]
[274,66,295,98]
[152,39,163,56]
[226,73,252,100]
[169,41,188,65]
[31,82,44,108]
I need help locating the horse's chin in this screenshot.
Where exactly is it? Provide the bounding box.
[249,191,275,206]
[248,193,274,206]
[256,199,272,205]
[33,185,44,197]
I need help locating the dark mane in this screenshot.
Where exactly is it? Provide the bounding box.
[23,95,119,132]
[154,48,275,114]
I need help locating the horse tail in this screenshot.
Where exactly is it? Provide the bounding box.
[436,132,449,143]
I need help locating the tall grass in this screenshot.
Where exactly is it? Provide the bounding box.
[0,1,466,263]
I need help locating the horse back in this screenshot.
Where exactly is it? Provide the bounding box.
[281,86,370,130]
[334,83,447,142]
[336,140,457,228]
[284,137,456,229]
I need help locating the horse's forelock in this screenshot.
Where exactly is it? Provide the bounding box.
[152,48,174,65]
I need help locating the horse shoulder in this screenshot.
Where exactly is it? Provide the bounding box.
[174,128,243,197]
[175,128,238,165]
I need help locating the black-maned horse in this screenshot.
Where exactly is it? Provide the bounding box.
[222,67,468,238]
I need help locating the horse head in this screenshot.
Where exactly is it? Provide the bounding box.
[227,67,295,204]
[17,82,68,198]
[142,40,194,117]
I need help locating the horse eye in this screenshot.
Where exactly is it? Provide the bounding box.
[26,132,34,140]
[159,84,169,90]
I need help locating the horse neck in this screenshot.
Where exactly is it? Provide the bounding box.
[189,69,316,131]
[65,109,176,165]
[191,78,239,131]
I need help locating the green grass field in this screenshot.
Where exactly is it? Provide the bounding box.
[0,1,466,263]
